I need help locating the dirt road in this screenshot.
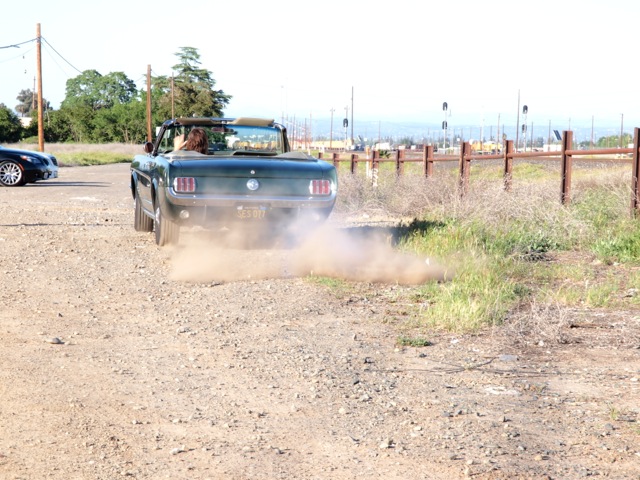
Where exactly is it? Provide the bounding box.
[1,164,639,479]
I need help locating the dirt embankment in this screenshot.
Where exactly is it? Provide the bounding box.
[0,163,639,479]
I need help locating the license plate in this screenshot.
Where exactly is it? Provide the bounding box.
[236,206,268,220]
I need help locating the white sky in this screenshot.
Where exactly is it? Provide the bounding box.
[1,0,637,138]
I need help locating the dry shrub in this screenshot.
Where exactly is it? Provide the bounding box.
[335,170,584,231]
[335,172,458,219]
[572,168,632,207]
[500,300,573,346]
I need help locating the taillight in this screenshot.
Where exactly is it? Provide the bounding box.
[309,179,331,195]
[174,177,196,193]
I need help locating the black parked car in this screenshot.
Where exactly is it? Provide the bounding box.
[0,146,59,186]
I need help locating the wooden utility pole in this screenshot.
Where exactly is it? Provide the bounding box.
[36,23,44,152]
[171,74,175,119]
[631,127,640,217]
[350,86,354,145]
[146,65,152,142]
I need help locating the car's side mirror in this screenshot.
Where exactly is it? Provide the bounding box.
[143,142,154,154]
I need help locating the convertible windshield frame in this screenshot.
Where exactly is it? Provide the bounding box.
[156,118,287,156]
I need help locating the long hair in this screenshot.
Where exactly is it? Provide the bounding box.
[185,128,209,154]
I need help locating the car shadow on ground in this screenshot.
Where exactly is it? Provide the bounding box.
[25,181,112,187]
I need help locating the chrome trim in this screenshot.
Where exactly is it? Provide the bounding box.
[166,189,336,209]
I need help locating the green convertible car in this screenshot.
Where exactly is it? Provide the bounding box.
[130,117,338,246]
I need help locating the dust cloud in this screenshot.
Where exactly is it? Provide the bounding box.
[169,224,449,285]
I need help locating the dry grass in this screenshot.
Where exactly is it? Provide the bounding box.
[335,171,458,219]
[5,142,141,156]
[336,165,633,230]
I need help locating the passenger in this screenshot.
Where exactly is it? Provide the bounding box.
[174,128,209,154]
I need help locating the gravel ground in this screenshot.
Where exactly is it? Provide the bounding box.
[0,163,639,480]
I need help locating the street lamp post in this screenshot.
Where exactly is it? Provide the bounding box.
[329,108,334,149]
[442,102,448,153]
[522,105,528,152]
[343,106,349,152]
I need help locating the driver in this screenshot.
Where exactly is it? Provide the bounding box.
[174,128,209,154]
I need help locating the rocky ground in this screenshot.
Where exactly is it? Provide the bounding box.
[0,163,639,479]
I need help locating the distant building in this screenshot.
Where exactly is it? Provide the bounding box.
[310,139,351,150]
[542,144,562,152]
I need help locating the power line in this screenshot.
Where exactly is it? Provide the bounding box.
[41,37,82,74]
[0,38,36,49]
[0,45,35,65]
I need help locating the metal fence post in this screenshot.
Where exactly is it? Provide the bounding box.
[395,150,403,176]
[459,142,471,197]
[424,145,434,178]
[504,140,514,191]
[631,127,640,217]
[561,130,573,205]
[371,150,379,187]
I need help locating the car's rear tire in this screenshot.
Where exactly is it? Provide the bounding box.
[154,204,179,246]
[0,161,25,187]
[134,194,153,232]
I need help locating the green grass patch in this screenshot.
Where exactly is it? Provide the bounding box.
[6,142,139,167]
[56,151,132,166]
[332,167,640,333]
[592,229,640,264]
[305,275,352,297]
[396,335,432,347]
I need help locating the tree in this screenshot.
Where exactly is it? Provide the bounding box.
[152,47,231,119]
[41,48,232,143]
[15,89,51,118]
[0,104,23,142]
[597,133,633,149]
[93,100,147,144]
[15,89,34,117]
[398,136,415,146]
[62,70,137,111]
[57,70,138,142]
[37,110,73,143]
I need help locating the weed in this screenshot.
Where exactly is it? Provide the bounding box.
[606,403,621,421]
[306,275,349,291]
[396,336,432,347]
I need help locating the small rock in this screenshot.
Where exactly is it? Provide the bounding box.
[45,337,63,345]
[170,446,185,455]
[379,438,393,449]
